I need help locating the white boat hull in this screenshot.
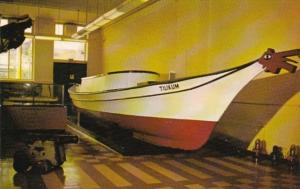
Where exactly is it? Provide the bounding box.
[69,62,264,150]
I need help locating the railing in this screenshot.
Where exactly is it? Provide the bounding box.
[0,82,64,106]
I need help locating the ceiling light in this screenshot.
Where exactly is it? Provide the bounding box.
[93,16,110,26]
[103,8,124,20]
[71,0,157,39]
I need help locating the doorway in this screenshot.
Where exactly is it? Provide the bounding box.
[53,62,87,114]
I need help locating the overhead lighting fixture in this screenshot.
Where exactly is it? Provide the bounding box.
[92,16,110,26]
[103,8,124,20]
[85,24,100,32]
[72,0,155,39]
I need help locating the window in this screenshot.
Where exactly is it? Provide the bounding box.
[0,19,9,78]
[9,48,20,79]
[55,24,63,35]
[0,52,8,78]
[0,38,33,80]
[21,39,33,79]
[54,41,86,61]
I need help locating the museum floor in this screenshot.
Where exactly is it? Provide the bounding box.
[1,127,300,189]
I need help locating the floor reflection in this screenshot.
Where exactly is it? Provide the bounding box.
[1,136,300,189]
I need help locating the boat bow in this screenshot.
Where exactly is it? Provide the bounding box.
[68,48,299,150]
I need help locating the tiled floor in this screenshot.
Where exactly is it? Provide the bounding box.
[1,133,300,189]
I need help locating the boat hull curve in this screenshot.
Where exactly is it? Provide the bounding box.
[81,110,216,150]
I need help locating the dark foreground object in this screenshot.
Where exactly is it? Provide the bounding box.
[0,15,32,53]
[13,130,78,174]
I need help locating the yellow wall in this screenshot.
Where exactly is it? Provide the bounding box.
[34,39,54,83]
[101,0,209,78]
[91,0,300,153]
[87,30,104,76]
[31,18,55,83]
[248,91,300,156]
[97,0,300,78]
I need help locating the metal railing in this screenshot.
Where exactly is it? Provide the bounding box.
[0,82,64,106]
